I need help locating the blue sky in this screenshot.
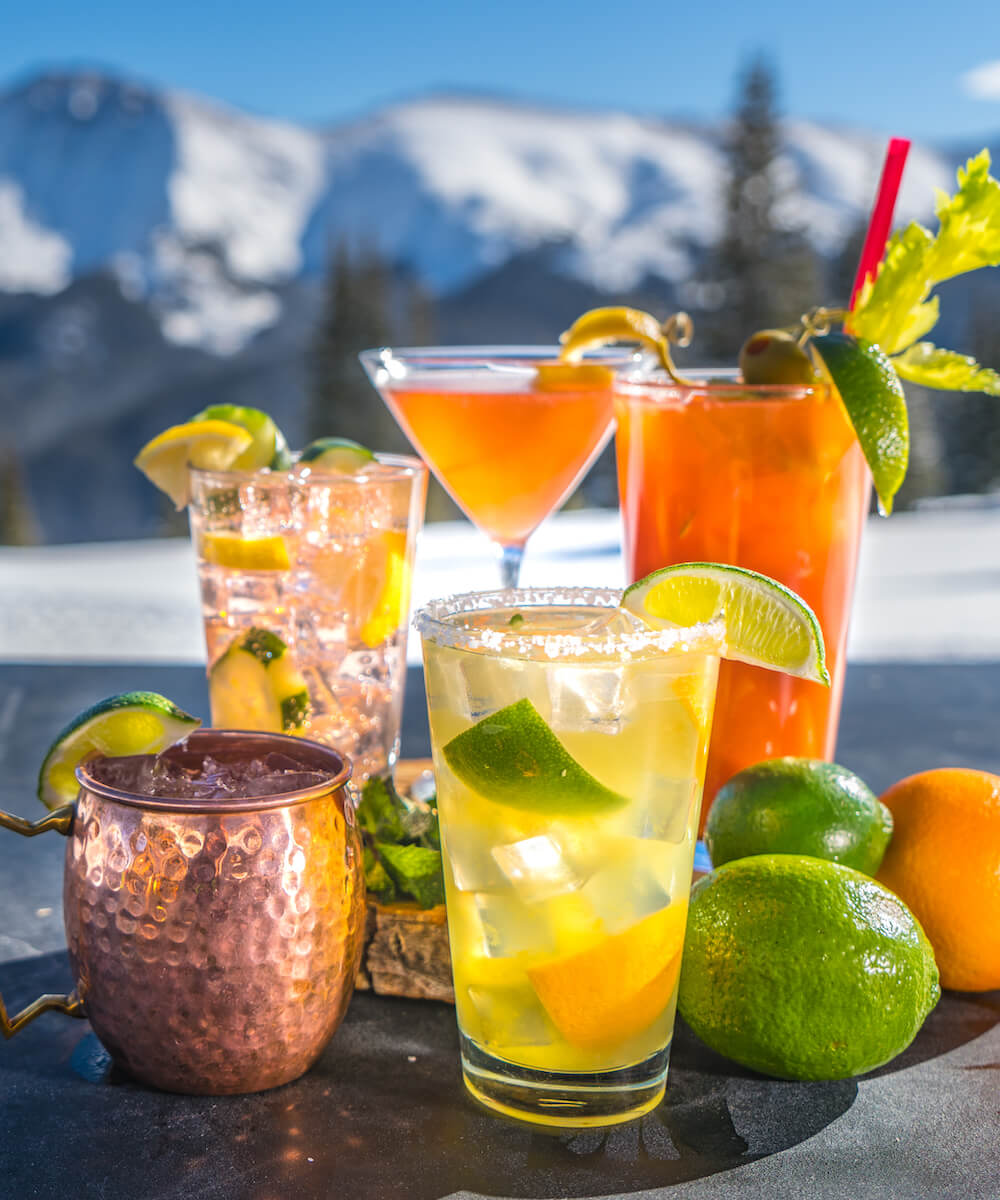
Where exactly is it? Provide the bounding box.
[4,0,1000,142]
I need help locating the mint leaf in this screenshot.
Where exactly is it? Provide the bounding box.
[892,342,1000,395]
[363,844,398,903]
[357,776,406,843]
[375,842,445,909]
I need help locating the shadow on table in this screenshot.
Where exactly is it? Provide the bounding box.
[0,952,863,1200]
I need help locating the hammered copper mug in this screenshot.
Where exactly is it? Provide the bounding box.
[0,729,365,1095]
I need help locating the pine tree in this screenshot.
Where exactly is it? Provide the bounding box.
[699,57,821,360]
[307,242,407,452]
[0,446,40,545]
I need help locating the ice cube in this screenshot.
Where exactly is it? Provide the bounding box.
[578,838,679,934]
[546,665,627,734]
[491,835,586,903]
[442,818,507,892]
[642,777,700,844]
[467,984,557,1048]
[473,892,556,958]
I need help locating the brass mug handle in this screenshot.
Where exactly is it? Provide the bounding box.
[0,804,86,1038]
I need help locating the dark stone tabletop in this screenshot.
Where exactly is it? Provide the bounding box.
[2,662,999,1200]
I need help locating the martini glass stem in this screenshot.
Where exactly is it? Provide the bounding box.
[497,542,525,590]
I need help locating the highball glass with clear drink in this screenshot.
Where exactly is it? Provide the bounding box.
[189,454,427,781]
[415,587,722,1127]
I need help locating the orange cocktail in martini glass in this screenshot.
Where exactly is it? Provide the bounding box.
[360,347,617,587]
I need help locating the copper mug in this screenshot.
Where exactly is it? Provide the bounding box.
[0,729,365,1095]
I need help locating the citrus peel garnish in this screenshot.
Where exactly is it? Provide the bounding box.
[556,306,697,385]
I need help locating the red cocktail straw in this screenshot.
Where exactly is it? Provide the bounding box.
[848,137,911,313]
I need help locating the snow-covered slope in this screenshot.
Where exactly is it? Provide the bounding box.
[0,69,963,354]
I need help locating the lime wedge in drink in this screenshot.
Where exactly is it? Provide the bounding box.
[298,437,376,473]
[209,628,310,733]
[623,563,829,684]
[38,692,201,810]
[442,697,627,815]
[134,420,254,508]
[810,332,909,516]
[200,532,291,571]
[191,404,293,471]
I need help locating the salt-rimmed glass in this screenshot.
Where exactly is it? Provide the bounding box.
[414,586,723,1127]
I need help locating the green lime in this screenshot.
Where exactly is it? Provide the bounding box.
[209,628,310,733]
[298,437,376,473]
[809,331,909,515]
[706,758,893,875]
[38,692,201,810]
[622,562,829,684]
[442,698,627,815]
[678,854,940,1080]
[190,404,292,470]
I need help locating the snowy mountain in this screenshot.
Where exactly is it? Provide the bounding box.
[0,68,962,356]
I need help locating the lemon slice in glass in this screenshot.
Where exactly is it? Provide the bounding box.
[134,420,253,509]
[200,532,291,571]
[623,562,829,684]
[37,692,201,810]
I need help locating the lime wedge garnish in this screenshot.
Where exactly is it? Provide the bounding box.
[200,532,291,571]
[298,437,376,473]
[37,692,201,810]
[442,698,627,815]
[191,404,293,470]
[209,628,310,734]
[623,563,829,684]
[134,420,253,508]
[809,331,909,516]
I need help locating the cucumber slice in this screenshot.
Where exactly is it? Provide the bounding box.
[209,628,310,733]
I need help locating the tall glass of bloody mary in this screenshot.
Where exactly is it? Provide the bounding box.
[614,368,870,817]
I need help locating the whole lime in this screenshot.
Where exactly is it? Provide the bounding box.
[678,854,940,1080]
[705,757,892,875]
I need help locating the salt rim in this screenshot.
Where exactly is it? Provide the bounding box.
[412,587,726,662]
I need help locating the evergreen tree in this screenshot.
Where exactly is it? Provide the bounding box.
[943,296,1000,495]
[308,242,407,452]
[699,56,821,360]
[0,446,40,545]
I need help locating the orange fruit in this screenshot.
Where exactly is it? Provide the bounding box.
[876,768,1000,992]
[526,901,688,1048]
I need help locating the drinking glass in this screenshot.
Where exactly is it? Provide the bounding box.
[188,454,427,781]
[359,347,617,588]
[415,587,723,1126]
[614,368,870,816]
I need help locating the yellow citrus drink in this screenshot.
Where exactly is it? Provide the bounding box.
[415,588,722,1126]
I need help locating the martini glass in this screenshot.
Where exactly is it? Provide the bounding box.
[360,347,618,588]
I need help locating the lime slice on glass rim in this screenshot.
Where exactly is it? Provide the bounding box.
[37,692,201,810]
[209,628,310,734]
[623,562,829,684]
[191,404,293,471]
[809,332,909,516]
[133,420,254,509]
[298,437,376,473]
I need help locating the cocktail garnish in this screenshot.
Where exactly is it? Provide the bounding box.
[442,697,628,815]
[623,562,829,684]
[37,692,201,810]
[208,628,310,734]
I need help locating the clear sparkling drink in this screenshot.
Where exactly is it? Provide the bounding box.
[189,455,426,781]
[415,587,723,1127]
